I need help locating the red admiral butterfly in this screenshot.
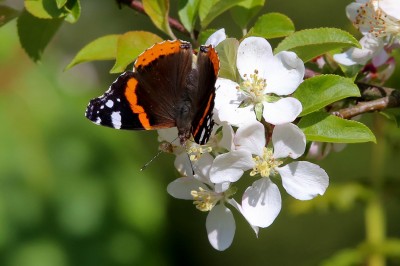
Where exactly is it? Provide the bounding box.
[85,40,219,145]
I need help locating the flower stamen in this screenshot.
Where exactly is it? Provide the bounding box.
[191,187,222,211]
[250,147,283,177]
[239,69,267,103]
[353,0,400,38]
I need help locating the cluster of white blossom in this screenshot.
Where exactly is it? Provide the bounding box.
[157,29,329,251]
[334,0,400,68]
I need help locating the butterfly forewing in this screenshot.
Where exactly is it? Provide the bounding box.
[191,45,219,144]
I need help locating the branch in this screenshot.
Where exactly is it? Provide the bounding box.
[333,83,400,119]
[117,0,190,38]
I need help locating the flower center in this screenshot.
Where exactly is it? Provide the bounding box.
[191,187,223,211]
[250,147,283,177]
[239,69,267,103]
[191,186,236,212]
[187,143,212,161]
[353,0,400,38]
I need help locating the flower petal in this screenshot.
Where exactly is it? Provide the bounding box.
[210,150,254,183]
[227,198,259,236]
[262,97,302,125]
[217,123,235,151]
[205,28,226,47]
[206,204,236,251]
[264,51,305,95]
[237,37,273,80]
[272,123,306,159]
[214,78,253,126]
[167,177,207,200]
[234,121,265,156]
[242,177,282,228]
[334,35,384,66]
[277,161,329,200]
[379,0,400,20]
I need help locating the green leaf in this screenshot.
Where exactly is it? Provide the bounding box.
[275,28,360,62]
[25,0,64,19]
[178,0,200,33]
[215,38,239,82]
[17,9,63,62]
[197,28,217,45]
[247,13,295,39]
[380,108,400,127]
[64,0,80,23]
[230,0,265,30]
[199,0,245,28]
[111,31,163,73]
[142,0,174,38]
[0,5,20,27]
[298,112,376,143]
[56,0,68,9]
[25,0,80,23]
[65,35,120,71]
[294,75,361,116]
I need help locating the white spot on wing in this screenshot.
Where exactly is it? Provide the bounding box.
[95,117,101,124]
[106,100,114,108]
[111,112,122,129]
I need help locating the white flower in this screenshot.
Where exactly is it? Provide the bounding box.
[335,0,400,66]
[346,0,400,38]
[205,28,226,47]
[334,34,386,66]
[214,37,304,127]
[158,123,234,176]
[209,121,329,228]
[167,154,256,251]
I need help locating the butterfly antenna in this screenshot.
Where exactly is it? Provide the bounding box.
[140,150,163,171]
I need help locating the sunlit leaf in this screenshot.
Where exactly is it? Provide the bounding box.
[0,5,20,27]
[275,28,360,62]
[56,0,68,9]
[215,38,239,82]
[142,0,174,38]
[294,75,360,116]
[65,34,120,71]
[247,13,295,39]
[199,0,245,28]
[25,0,64,19]
[178,0,200,33]
[25,0,80,23]
[298,112,376,143]
[17,9,63,62]
[111,31,163,73]
[230,0,265,30]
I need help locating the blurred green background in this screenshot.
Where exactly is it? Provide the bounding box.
[1,0,400,265]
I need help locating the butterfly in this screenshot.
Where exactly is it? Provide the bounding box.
[85,40,219,145]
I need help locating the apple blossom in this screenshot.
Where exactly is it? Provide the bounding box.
[214,37,304,127]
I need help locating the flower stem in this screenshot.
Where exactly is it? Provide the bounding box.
[365,116,386,266]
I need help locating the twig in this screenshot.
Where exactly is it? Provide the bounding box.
[117,0,190,38]
[333,84,400,119]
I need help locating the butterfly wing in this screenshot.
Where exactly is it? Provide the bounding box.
[86,40,193,131]
[191,45,219,144]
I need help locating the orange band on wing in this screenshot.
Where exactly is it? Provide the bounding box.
[124,78,151,129]
[205,45,220,77]
[193,92,214,136]
[134,40,189,69]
